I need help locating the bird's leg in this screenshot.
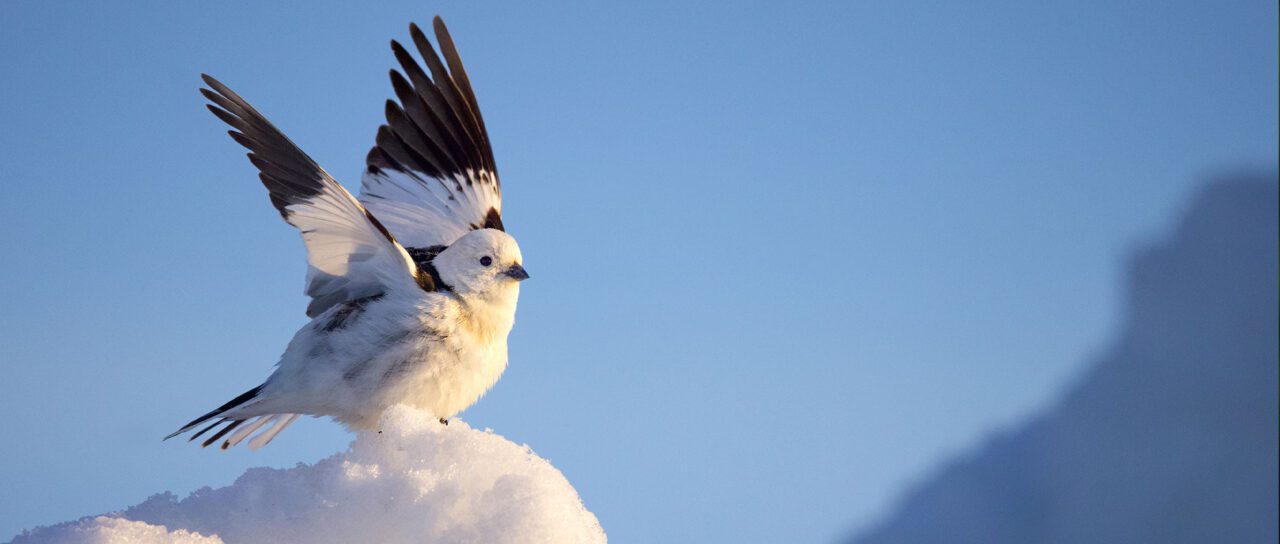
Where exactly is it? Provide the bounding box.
[438,417,449,426]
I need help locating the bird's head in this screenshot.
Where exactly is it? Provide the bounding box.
[431,229,528,298]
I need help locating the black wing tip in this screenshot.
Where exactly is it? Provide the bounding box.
[432,17,459,54]
[409,21,428,43]
[203,103,226,119]
[387,70,416,100]
[390,39,408,56]
[199,87,220,103]
[200,74,235,99]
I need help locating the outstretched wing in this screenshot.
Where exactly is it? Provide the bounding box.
[201,74,433,318]
[359,16,504,249]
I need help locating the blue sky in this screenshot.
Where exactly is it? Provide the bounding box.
[0,1,1275,542]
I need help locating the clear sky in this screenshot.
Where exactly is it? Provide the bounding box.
[0,1,1275,542]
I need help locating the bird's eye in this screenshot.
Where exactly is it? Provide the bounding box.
[479,256,493,267]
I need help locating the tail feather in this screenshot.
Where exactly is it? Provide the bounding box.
[201,419,245,448]
[187,418,227,442]
[165,385,302,451]
[248,413,299,450]
[164,385,263,441]
[221,415,273,450]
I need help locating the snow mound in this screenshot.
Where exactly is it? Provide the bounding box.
[12,406,606,544]
[11,517,222,544]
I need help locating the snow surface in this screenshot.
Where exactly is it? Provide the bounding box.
[11,405,606,544]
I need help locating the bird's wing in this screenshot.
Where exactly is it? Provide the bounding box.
[201,74,434,318]
[359,17,504,249]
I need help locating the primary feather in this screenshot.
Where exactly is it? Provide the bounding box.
[360,19,504,249]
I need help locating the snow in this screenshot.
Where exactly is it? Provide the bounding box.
[11,518,221,544]
[11,406,606,544]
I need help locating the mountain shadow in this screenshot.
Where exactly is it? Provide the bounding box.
[848,174,1279,544]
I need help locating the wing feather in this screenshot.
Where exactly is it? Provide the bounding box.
[200,74,432,317]
[360,16,504,249]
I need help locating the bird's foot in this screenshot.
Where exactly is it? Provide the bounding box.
[438,418,449,426]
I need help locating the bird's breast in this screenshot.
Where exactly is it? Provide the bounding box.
[372,321,508,422]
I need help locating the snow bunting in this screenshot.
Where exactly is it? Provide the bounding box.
[167,17,528,450]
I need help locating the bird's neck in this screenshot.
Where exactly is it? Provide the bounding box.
[456,285,519,342]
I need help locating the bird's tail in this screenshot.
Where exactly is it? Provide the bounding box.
[164,386,300,450]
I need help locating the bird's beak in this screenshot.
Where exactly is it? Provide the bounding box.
[504,264,530,281]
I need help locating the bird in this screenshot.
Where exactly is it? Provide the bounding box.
[165,16,529,451]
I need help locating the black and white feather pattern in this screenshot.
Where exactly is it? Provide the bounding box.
[360,17,504,249]
[200,75,425,317]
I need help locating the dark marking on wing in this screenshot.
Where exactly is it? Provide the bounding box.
[307,343,333,358]
[378,358,415,386]
[319,293,386,332]
[344,328,447,383]
[377,329,449,386]
[469,207,503,231]
[342,357,372,382]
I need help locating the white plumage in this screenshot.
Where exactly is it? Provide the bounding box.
[168,17,528,450]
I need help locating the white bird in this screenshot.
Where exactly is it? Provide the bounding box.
[166,17,529,450]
